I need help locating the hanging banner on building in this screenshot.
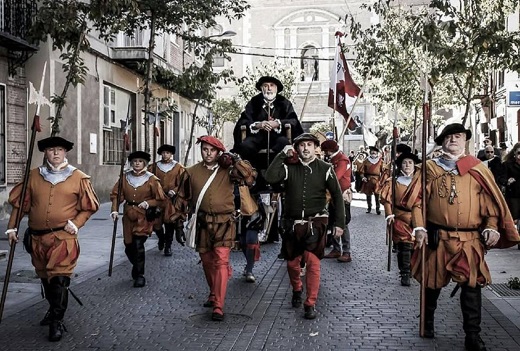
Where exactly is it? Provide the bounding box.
[509,91,520,106]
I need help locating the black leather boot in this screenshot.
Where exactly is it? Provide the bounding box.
[164,223,174,256]
[40,278,52,326]
[133,236,147,288]
[48,276,70,342]
[155,227,165,250]
[461,285,486,350]
[175,222,186,246]
[399,243,413,287]
[375,194,381,215]
[366,196,372,213]
[291,290,302,308]
[124,242,138,279]
[424,288,441,338]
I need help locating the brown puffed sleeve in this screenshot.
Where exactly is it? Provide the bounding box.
[7,181,31,229]
[110,179,125,213]
[171,171,191,222]
[73,178,100,228]
[146,176,166,208]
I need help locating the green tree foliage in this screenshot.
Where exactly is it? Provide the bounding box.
[236,59,300,105]
[30,0,130,136]
[195,98,242,138]
[346,0,520,137]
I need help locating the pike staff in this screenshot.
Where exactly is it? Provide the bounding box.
[419,77,431,337]
[108,99,132,276]
[0,62,48,322]
[387,99,399,271]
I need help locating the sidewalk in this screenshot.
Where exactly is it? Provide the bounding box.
[0,197,519,350]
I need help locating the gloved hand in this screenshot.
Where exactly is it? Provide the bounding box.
[362,177,368,182]
[138,201,149,209]
[385,214,395,224]
[333,226,344,239]
[168,190,176,198]
[64,220,78,235]
[175,226,186,246]
[414,229,428,249]
[5,229,18,246]
[111,211,118,221]
[482,229,500,247]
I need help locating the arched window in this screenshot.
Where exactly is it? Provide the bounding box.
[300,46,319,81]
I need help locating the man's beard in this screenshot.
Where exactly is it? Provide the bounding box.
[263,91,276,101]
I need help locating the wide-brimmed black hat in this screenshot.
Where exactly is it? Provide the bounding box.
[128,151,151,162]
[368,146,380,153]
[434,123,472,145]
[255,76,284,93]
[157,144,176,155]
[293,133,320,146]
[396,152,420,169]
[37,136,74,152]
[396,143,412,154]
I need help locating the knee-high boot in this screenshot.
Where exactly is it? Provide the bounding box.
[155,227,165,250]
[163,223,174,256]
[40,278,52,326]
[424,288,441,338]
[461,285,487,350]
[48,276,70,342]
[398,243,413,286]
[366,196,372,213]
[375,194,381,215]
[133,236,147,287]
[124,242,138,279]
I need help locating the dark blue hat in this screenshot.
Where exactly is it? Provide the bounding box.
[128,151,151,162]
[157,144,176,155]
[255,76,283,92]
[37,136,74,152]
[434,123,472,145]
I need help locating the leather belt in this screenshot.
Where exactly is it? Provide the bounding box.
[29,227,65,236]
[427,221,479,232]
[126,201,139,206]
[394,205,411,212]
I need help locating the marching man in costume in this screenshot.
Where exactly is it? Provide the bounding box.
[110,151,166,288]
[176,136,256,321]
[265,133,345,320]
[359,146,383,214]
[5,136,99,342]
[152,144,185,256]
[403,123,520,350]
[380,152,420,286]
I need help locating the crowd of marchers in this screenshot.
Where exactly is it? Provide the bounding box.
[3,75,520,351]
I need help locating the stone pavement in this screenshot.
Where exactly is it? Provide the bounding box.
[0,195,520,350]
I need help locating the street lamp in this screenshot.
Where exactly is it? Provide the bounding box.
[208,30,236,39]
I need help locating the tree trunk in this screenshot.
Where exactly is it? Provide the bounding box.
[51,25,87,137]
[184,98,202,165]
[143,13,156,153]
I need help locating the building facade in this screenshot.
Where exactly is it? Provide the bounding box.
[0,0,38,218]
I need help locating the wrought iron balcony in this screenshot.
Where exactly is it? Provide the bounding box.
[0,0,38,51]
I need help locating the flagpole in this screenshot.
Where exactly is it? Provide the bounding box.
[332,34,340,140]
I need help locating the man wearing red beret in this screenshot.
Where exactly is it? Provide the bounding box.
[176,135,256,321]
[321,140,353,263]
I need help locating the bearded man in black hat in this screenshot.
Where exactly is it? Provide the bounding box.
[232,76,304,169]
[152,144,186,256]
[5,136,99,341]
[402,123,520,350]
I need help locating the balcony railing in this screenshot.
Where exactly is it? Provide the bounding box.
[0,0,38,51]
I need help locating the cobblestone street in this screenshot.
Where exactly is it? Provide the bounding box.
[1,197,520,350]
